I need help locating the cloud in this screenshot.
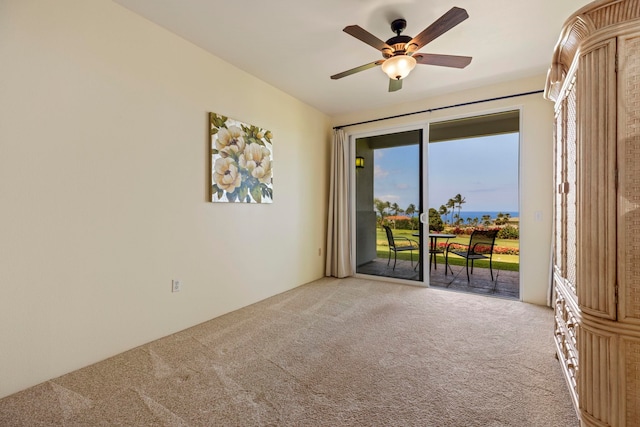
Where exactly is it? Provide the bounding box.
[467,185,511,194]
[374,165,389,178]
[379,194,400,202]
[467,187,501,193]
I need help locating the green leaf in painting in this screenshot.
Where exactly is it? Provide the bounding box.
[210,113,229,129]
[261,184,273,201]
[237,185,248,202]
[250,185,262,203]
[212,184,223,200]
[210,128,219,136]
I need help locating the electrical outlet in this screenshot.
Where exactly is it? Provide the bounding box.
[172,280,182,292]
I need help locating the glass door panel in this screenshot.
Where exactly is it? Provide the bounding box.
[354,129,424,284]
[427,111,520,299]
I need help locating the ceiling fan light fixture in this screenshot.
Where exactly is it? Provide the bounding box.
[381,55,417,80]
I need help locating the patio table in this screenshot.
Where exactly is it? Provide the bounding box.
[414,233,457,270]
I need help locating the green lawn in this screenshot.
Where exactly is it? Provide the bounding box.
[377,228,520,272]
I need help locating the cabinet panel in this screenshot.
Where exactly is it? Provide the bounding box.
[554,104,566,277]
[621,337,640,426]
[618,33,640,324]
[566,86,578,294]
[554,278,580,411]
[579,324,616,426]
[576,39,618,320]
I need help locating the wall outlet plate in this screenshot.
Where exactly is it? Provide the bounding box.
[172,280,182,292]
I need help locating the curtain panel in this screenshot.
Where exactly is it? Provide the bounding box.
[325,129,353,278]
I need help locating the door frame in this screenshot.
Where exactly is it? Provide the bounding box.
[348,105,523,299]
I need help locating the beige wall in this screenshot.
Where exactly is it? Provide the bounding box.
[0,0,330,398]
[331,75,555,305]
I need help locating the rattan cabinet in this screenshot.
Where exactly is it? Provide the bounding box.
[545,1,640,425]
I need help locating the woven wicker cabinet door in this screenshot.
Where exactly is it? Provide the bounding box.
[617,30,640,427]
[576,37,618,321]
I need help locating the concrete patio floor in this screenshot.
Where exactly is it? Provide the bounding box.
[356,257,520,300]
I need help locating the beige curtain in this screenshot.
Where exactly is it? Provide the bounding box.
[547,236,555,307]
[325,129,353,278]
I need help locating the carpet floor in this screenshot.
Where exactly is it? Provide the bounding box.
[0,277,579,426]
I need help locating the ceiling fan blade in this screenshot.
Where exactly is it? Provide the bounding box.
[407,7,469,53]
[331,60,384,80]
[388,78,403,92]
[343,25,392,52]
[413,53,472,68]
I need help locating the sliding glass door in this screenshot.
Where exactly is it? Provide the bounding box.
[426,110,521,299]
[351,109,520,298]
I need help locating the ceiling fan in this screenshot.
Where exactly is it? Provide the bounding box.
[330,7,472,92]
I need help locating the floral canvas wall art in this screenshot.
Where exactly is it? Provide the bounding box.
[210,113,273,203]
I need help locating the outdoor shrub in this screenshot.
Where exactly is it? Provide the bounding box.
[428,208,444,232]
[451,226,474,235]
[497,225,519,240]
[435,242,519,255]
[449,226,497,236]
[396,219,411,229]
[493,246,519,255]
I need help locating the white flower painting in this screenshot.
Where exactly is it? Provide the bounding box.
[210,113,273,203]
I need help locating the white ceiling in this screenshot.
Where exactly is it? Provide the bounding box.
[112,0,592,117]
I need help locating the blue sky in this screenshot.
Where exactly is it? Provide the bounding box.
[374,133,519,213]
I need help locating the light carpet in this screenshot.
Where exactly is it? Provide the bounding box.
[0,277,579,426]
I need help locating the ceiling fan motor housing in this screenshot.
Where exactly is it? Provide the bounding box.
[384,19,414,58]
[383,35,413,58]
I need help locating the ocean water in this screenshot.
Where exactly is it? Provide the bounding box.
[454,211,519,220]
[407,210,519,220]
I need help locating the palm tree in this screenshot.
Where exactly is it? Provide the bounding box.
[452,193,466,221]
[482,214,492,227]
[446,198,456,225]
[438,204,449,225]
[405,204,416,217]
[390,203,402,216]
[374,198,390,225]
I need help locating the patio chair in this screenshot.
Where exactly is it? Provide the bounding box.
[445,229,499,281]
[383,225,419,270]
